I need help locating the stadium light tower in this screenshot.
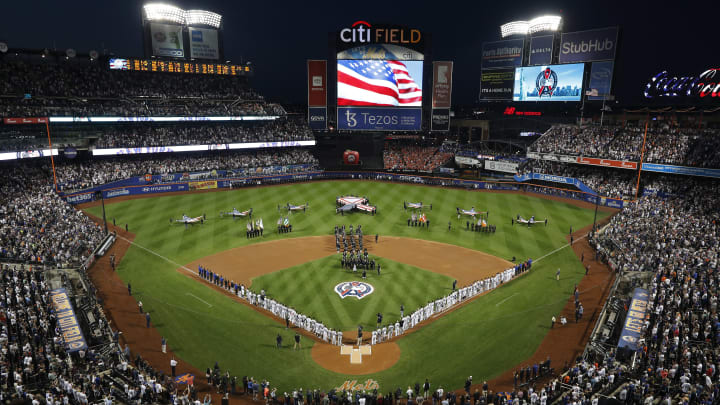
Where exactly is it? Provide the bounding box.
[143,3,186,24]
[500,15,562,37]
[185,10,222,29]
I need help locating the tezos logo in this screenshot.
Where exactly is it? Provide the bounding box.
[535,68,558,97]
[335,281,374,299]
[344,110,357,127]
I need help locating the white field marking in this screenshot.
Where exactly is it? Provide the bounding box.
[534,233,588,263]
[117,235,195,275]
[185,293,213,308]
[495,292,519,307]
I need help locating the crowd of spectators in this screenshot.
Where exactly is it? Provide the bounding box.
[0,60,283,117]
[383,144,453,172]
[94,119,313,148]
[0,165,104,265]
[587,177,720,403]
[530,123,720,168]
[55,149,319,192]
[521,160,637,199]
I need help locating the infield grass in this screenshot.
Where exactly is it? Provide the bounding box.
[84,180,611,392]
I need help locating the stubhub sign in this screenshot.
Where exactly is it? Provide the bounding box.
[559,27,618,63]
[337,107,421,131]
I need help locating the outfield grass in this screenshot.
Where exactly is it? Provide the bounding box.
[84,181,610,392]
[251,256,454,331]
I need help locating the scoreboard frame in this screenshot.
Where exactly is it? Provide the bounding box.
[109,58,252,76]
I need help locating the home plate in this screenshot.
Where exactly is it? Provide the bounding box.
[341,345,372,364]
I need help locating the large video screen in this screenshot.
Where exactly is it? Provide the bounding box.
[337,59,423,107]
[513,64,585,102]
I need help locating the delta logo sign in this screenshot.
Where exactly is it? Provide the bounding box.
[339,21,421,45]
[644,68,720,100]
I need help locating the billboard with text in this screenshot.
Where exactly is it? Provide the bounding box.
[337,107,421,131]
[188,27,219,60]
[559,27,618,63]
[481,39,524,70]
[480,69,514,100]
[529,35,554,66]
[432,61,453,109]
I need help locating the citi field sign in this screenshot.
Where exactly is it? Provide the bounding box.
[644,68,720,100]
[339,21,421,45]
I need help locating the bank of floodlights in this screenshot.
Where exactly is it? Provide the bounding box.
[143,3,222,28]
[500,15,562,38]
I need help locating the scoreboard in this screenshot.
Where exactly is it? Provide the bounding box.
[109,58,251,76]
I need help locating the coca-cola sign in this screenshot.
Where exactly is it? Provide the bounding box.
[644,69,720,100]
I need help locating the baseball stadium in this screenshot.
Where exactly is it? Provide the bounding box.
[1,2,719,405]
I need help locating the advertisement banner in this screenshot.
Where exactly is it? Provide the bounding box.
[618,288,649,352]
[479,69,515,100]
[307,60,327,107]
[3,117,48,124]
[513,64,585,102]
[432,61,453,109]
[188,27,219,60]
[430,109,450,131]
[528,35,554,66]
[577,156,637,170]
[189,180,218,190]
[337,107,421,131]
[308,107,327,130]
[641,163,720,179]
[49,288,88,352]
[150,23,185,58]
[484,160,519,173]
[481,39,524,70]
[455,156,479,166]
[559,27,619,63]
[587,61,615,101]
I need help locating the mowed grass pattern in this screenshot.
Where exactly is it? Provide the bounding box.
[84,181,611,391]
[252,256,454,331]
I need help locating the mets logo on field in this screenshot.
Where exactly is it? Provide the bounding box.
[335,281,374,299]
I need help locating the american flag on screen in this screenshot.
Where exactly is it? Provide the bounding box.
[337,60,422,107]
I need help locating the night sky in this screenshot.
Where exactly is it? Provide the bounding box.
[1,0,714,106]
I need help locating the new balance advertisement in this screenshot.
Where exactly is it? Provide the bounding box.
[481,39,524,70]
[587,61,615,100]
[188,27,219,60]
[479,69,514,100]
[559,27,618,63]
[528,35,554,66]
[513,64,585,102]
[150,23,185,58]
[337,107,421,131]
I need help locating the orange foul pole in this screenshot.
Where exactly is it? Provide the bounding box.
[634,118,650,200]
[45,119,58,192]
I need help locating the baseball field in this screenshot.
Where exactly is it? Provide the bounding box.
[83,180,612,393]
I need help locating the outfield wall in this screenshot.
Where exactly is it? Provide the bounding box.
[62,170,625,209]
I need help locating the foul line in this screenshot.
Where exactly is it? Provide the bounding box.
[534,233,588,263]
[186,293,213,308]
[495,292,519,307]
[117,235,195,276]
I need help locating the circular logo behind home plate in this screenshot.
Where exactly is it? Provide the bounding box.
[335,281,374,299]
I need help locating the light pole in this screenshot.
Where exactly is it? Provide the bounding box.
[95,191,108,234]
